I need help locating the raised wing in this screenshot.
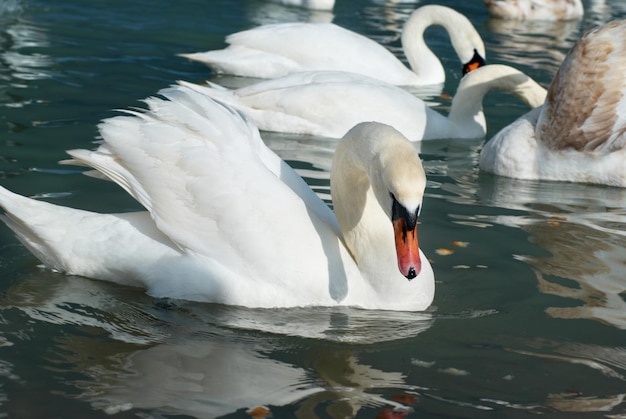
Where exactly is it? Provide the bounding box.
[66,84,344,282]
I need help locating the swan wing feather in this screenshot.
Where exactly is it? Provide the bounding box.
[66,85,344,282]
[537,20,626,153]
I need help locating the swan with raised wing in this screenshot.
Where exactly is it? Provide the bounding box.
[179,5,486,86]
[0,84,435,311]
[480,20,626,187]
[180,64,546,141]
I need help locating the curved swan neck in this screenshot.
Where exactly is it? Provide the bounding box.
[402,5,485,84]
[330,123,425,282]
[448,64,547,137]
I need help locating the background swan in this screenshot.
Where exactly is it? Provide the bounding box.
[269,0,334,11]
[484,0,584,21]
[181,65,546,142]
[179,5,486,86]
[480,20,626,187]
[0,85,434,311]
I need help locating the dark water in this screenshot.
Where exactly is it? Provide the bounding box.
[1,0,626,417]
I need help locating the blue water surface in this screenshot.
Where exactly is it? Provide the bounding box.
[1,0,626,417]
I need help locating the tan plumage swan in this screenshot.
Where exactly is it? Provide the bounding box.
[484,0,583,21]
[480,20,626,187]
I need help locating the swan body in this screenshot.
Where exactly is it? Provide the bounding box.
[180,65,546,141]
[480,20,626,187]
[484,0,583,21]
[179,5,486,86]
[270,0,334,11]
[0,84,435,311]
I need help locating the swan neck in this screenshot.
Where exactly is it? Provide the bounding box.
[401,12,441,84]
[330,129,388,243]
[448,65,546,137]
[402,6,485,84]
[330,123,426,286]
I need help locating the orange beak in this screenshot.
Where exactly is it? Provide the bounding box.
[462,49,486,75]
[464,61,481,73]
[393,216,421,280]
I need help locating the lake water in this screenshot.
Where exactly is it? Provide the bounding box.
[1,0,626,417]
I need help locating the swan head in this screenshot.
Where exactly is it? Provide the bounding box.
[378,148,425,280]
[391,193,421,279]
[462,49,487,75]
[331,122,427,281]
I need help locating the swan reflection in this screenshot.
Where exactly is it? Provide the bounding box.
[479,176,626,329]
[486,17,580,78]
[586,0,626,26]
[2,272,434,417]
[503,338,626,412]
[245,0,333,25]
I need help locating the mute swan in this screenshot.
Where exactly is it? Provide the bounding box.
[479,20,626,187]
[179,5,486,86]
[484,0,583,21]
[0,84,435,311]
[270,0,334,11]
[179,65,546,141]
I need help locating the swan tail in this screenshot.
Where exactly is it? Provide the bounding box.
[177,51,212,63]
[0,185,182,285]
[178,49,297,78]
[177,50,240,72]
[0,186,81,272]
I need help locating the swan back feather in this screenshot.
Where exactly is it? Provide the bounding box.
[537,20,626,153]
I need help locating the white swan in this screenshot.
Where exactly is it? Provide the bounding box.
[179,5,486,86]
[484,0,583,21]
[179,65,546,142]
[479,20,626,187]
[269,0,334,11]
[0,84,435,311]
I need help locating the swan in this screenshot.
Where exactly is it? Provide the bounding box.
[484,0,583,21]
[179,5,486,86]
[0,84,435,311]
[178,65,547,142]
[269,0,334,11]
[479,20,626,187]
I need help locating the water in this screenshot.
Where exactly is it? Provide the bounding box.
[0,0,625,417]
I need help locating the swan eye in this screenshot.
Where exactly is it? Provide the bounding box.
[390,193,418,231]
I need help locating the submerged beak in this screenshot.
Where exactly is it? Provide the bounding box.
[392,202,422,280]
[462,49,486,75]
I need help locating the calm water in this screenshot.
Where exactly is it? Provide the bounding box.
[0,0,626,417]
